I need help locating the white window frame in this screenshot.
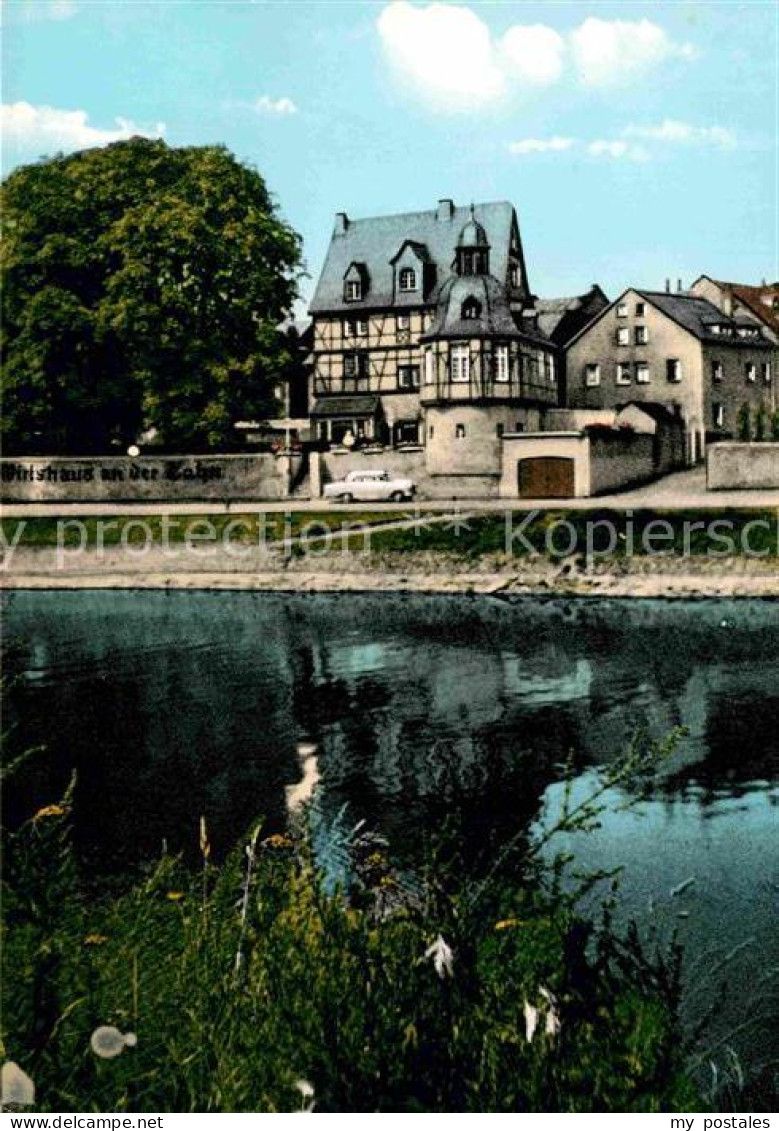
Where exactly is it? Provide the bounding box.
[397,313,411,331]
[450,343,470,383]
[345,280,362,302]
[424,349,435,384]
[494,344,509,383]
[763,362,772,383]
[636,363,650,384]
[617,327,630,346]
[635,302,646,317]
[713,403,725,428]
[398,365,419,390]
[355,319,368,337]
[616,362,632,386]
[585,363,601,387]
[398,267,417,293]
[455,423,466,439]
[635,325,648,345]
[616,302,628,318]
[667,359,682,383]
[746,362,757,383]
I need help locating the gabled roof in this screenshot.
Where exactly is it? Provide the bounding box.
[710,277,779,335]
[566,286,772,349]
[636,290,769,343]
[310,201,517,313]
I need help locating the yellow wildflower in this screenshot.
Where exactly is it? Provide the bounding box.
[33,804,65,821]
[166,891,185,901]
[263,833,293,850]
[83,934,109,946]
[494,918,525,932]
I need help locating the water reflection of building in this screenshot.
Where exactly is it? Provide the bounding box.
[4,592,778,874]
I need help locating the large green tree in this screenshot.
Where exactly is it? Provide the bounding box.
[1,138,303,453]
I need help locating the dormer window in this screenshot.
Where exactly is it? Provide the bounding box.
[343,262,368,303]
[461,297,481,321]
[399,268,417,292]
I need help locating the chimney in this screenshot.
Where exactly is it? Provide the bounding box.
[334,212,349,236]
[665,278,671,293]
[437,198,454,222]
[677,278,683,293]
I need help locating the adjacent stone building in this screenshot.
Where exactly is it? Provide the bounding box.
[566,287,776,462]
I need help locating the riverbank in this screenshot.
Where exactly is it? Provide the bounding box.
[3,505,777,597]
[3,553,778,597]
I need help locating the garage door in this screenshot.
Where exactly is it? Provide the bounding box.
[518,457,575,498]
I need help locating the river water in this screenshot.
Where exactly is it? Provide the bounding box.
[2,590,777,1079]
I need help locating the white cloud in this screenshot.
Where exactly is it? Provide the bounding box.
[1,102,166,154]
[507,136,574,155]
[377,1,504,111]
[505,118,737,162]
[587,139,650,162]
[500,24,566,86]
[623,119,736,148]
[570,17,695,87]
[48,0,78,18]
[376,5,698,110]
[252,95,298,116]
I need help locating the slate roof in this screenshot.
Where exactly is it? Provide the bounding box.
[637,290,771,344]
[309,202,516,314]
[310,395,381,418]
[423,274,521,340]
[534,286,608,343]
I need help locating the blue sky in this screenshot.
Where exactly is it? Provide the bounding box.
[2,0,777,308]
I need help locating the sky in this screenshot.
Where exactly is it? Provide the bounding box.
[2,0,777,310]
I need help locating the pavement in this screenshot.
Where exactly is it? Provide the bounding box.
[2,466,779,518]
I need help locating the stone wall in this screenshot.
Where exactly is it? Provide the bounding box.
[0,454,296,502]
[588,430,655,495]
[707,442,779,489]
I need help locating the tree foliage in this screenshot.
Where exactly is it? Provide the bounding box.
[1,139,303,453]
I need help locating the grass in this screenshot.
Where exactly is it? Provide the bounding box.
[0,510,409,550]
[1,735,712,1114]
[341,507,779,561]
[4,507,776,562]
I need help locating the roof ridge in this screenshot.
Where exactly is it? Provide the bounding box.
[338,200,512,226]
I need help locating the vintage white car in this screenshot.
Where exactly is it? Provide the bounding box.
[323,469,416,503]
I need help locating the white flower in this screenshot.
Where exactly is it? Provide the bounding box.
[1,1061,35,1107]
[523,1000,539,1042]
[425,934,454,979]
[539,986,561,1038]
[90,1026,137,1059]
[294,1078,315,1112]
